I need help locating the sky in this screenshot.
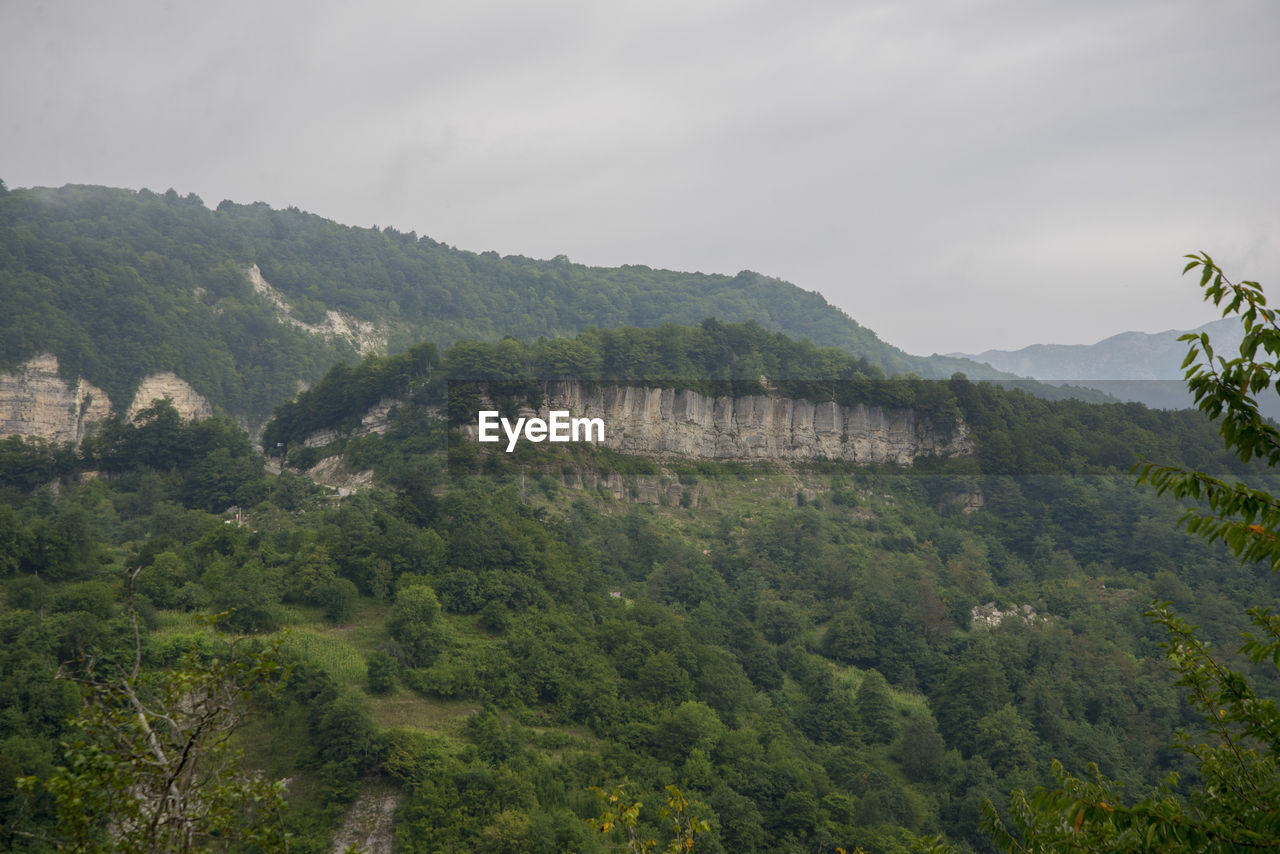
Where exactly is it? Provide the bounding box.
[3,0,1278,355]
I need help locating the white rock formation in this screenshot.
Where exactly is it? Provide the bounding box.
[970,602,1039,629]
[0,354,111,443]
[127,373,213,422]
[303,399,398,448]
[0,355,215,443]
[465,381,973,465]
[245,264,385,356]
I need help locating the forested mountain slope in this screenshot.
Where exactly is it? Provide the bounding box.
[3,326,1277,852]
[3,176,1254,851]
[264,324,1250,487]
[0,181,1019,427]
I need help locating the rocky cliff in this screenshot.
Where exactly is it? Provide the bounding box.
[0,355,213,442]
[470,381,972,465]
[0,354,112,444]
[126,373,214,422]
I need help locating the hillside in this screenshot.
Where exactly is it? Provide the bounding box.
[3,180,1269,852]
[0,181,1028,429]
[3,329,1276,851]
[265,326,1247,484]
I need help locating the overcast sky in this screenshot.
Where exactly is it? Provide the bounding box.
[3,0,1278,355]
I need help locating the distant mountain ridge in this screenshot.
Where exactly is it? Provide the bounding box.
[949,318,1253,412]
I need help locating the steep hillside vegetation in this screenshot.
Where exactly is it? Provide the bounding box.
[3,336,1276,851]
[3,178,1262,851]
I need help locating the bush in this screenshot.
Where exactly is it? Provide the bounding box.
[366,649,397,694]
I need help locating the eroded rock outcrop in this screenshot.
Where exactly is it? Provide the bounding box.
[127,373,213,422]
[304,399,398,448]
[1,355,214,443]
[469,381,972,465]
[245,264,386,356]
[971,602,1040,629]
[0,354,111,443]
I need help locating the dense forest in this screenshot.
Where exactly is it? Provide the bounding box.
[3,318,1277,851]
[0,181,1026,425]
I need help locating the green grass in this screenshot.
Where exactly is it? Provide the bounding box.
[153,600,391,691]
[281,629,368,687]
[369,696,480,732]
[153,609,208,636]
[277,600,392,688]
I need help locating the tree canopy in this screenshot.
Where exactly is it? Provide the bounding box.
[929,254,1280,852]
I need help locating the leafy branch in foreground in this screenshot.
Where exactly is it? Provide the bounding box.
[16,569,291,853]
[589,783,710,854]
[1134,252,1280,569]
[923,604,1280,852]
[925,254,1280,852]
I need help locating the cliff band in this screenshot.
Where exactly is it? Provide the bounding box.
[466,381,972,465]
[0,355,212,442]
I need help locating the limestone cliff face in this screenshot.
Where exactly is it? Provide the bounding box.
[0,354,111,444]
[476,381,973,465]
[304,399,398,448]
[126,373,213,422]
[0,355,214,443]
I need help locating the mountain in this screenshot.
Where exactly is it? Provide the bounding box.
[0,181,1029,430]
[5,321,1264,851]
[3,191,1273,850]
[950,318,1248,411]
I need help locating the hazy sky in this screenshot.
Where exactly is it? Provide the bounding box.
[4,0,1278,355]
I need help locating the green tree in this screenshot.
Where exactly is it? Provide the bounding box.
[389,583,448,667]
[932,641,1010,757]
[636,650,693,706]
[973,703,1036,776]
[899,711,947,784]
[208,558,281,633]
[367,649,398,694]
[927,254,1280,852]
[855,669,898,745]
[655,701,726,766]
[18,602,289,853]
[821,607,877,667]
[316,577,359,623]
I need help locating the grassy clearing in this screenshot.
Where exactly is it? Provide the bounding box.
[369,695,480,733]
[281,629,367,687]
[153,599,391,692]
[150,610,224,654]
[153,609,208,637]
[276,600,391,689]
